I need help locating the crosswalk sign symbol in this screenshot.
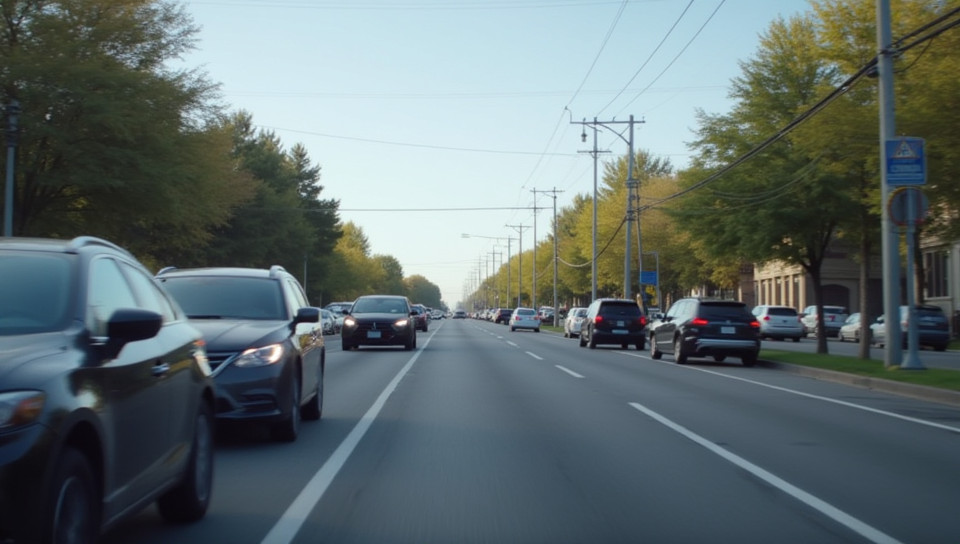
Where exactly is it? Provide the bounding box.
[893,140,918,159]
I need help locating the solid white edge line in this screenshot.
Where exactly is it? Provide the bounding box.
[525,351,544,360]
[260,336,432,544]
[628,402,903,544]
[615,351,960,434]
[555,365,584,378]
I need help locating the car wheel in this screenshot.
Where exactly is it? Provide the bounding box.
[158,400,214,522]
[510,326,515,332]
[650,336,663,359]
[838,334,844,342]
[578,333,586,347]
[742,352,758,367]
[272,374,300,442]
[792,336,800,343]
[673,337,687,364]
[588,331,597,349]
[45,448,99,544]
[535,328,540,333]
[302,365,323,421]
[405,334,417,350]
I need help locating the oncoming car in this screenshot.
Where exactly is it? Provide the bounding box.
[341,295,417,350]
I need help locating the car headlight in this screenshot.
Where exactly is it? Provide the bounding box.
[233,343,285,368]
[343,317,357,328]
[0,391,46,431]
[393,319,410,329]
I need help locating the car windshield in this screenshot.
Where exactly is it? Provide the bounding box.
[516,309,535,316]
[0,254,74,335]
[161,276,286,320]
[767,307,797,316]
[600,303,641,317]
[701,303,752,320]
[352,297,408,314]
[824,307,846,314]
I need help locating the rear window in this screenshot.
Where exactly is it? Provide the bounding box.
[915,307,946,320]
[824,307,847,314]
[700,302,752,321]
[599,302,642,317]
[516,309,536,316]
[768,307,797,316]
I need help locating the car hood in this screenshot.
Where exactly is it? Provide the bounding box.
[349,312,409,322]
[0,332,74,385]
[190,320,287,352]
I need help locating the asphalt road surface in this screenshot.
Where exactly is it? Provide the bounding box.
[102,319,960,544]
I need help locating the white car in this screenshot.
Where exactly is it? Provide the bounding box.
[752,305,804,342]
[510,307,540,332]
[563,307,588,338]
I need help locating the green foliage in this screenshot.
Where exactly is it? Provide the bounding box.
[405,275,442,308]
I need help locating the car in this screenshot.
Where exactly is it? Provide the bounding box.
[495,307,513,324]
[0,236,216,543]
[751,304,803,342]
[320,308,337,335]
[411,303,429,332]
[800,305,849,337]
[341,295,418,350]
[578,298,647,349]
[563,307,588,338]
[649,298,760,366]
[453,309,467,319]
[538,306,556,325]
[838,312,865,342]
[157,265,325,442]
[869,305,950,351]
[510,307,540,332]
[325,301,354,332]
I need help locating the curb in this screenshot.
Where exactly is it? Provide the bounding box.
[759,359,960,408]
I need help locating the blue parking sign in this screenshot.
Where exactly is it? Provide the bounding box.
[885,137,925,186]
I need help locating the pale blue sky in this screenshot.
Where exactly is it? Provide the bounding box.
[179,0,811,306]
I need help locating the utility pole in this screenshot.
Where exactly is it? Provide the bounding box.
[529,191,539,310]
[506,224,529,307]
[877,0,902,367]
[571,115,643,298]
[574,118,610,302]
[4,100,20,237]
[534,188,563,324]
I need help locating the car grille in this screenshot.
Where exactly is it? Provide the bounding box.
[206,351,237,372]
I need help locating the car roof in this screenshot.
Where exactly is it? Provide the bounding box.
[156,265,290,280]
[0,235,133,257]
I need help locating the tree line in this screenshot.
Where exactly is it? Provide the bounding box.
[0,0,444,309]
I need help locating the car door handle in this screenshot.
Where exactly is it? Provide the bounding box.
[152,362,171,377]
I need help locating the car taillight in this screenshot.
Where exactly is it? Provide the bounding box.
[595,315,604,324]
[691,317,708,326]
[763,316,771,321]
[749,320,761,329]
[639,316,647,327]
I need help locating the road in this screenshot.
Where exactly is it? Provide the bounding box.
[102,319,960,543]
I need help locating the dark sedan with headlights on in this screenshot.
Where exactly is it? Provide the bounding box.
[341,295,417,350]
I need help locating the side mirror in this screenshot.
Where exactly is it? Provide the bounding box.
[294,307,320,325]
[104,308,163,359]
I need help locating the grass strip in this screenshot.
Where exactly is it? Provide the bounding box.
[760,349,960,392]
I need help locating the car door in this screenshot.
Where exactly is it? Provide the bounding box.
[85,256,172,512]
[654,300,684,353]
[284,278,322,401]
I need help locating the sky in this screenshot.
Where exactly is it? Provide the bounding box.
[177,0,812,307]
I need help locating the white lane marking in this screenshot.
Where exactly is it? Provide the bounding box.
[506,341,518,348]
[260,335,434,544]
[525,351,543,360]
[556,365,584,378]
[616,351,960,434]
[629,402,903,544]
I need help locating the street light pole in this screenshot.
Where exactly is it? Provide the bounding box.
[4,100,21,237]
[506,224,529,307]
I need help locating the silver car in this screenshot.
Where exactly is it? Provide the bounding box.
[510,307,540,332]
[752,305,804,342]
[563,307,588,338]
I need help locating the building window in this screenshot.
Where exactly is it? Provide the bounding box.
[924,250,949,298]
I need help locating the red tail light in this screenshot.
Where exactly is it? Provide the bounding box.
[749,320,761,329]
[691,317,708,326]
[639,315,647,327]
[763,316,771,321]
[595,315,604,324]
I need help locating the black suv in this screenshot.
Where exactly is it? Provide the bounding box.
[341,295,417,350]
[157,266,325,442]
[0,237,216,543]
[649,298,761,366]
[578,298,647,350]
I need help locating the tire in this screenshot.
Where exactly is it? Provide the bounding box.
[534,328,540,333]
[742,352,758,367]
[510,327,515,332]
[405,334,417,351]
[588,330,597,349]
[673,337,687,364]
[578,333,586,347]
[45,448,99,544]
[158,401,214,523]
[563,330,569,338]
[650,336,662,359]
[272,374,301,442]
[302,363,323,421]
[792,336,800,343]
[621,343,628,349]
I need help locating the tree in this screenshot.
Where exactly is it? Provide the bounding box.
[405,275,442,308]
[0,0,249,259]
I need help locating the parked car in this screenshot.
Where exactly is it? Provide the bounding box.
[869,305,950,351]
[838,312,865,343]
[510,307,541,332]
[563,307,588,338]
[157,265,325,442]
[496,307,513,324]
[341,295,418,350]
[325,301,354,332]
[410,303,430,332]
[578,298,647,350]
[649,298,760,366]
[751,305,803,342]
[800,305,849,337]
[320,308,337,335]
[0,236,216,543]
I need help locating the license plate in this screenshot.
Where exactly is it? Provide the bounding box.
[367,330,381,339]
[617,320,625,327]
[613,329,628,335]
[721,326,735,334]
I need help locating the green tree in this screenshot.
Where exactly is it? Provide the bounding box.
[405,275,442,308]
[0,0,249,258]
